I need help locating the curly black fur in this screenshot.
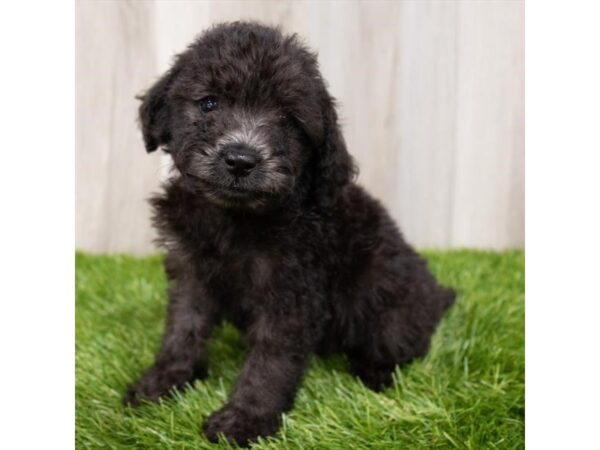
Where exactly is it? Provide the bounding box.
[124,22,455,446]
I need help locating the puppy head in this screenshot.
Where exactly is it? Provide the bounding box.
[139,22,355,209]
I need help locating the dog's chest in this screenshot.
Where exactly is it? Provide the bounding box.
[206,241,276,329]
[187,219,278,300]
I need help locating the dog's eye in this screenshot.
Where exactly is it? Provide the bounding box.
[198,95,218,113]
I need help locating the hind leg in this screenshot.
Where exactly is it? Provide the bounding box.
[342,250,454,391]
[346,298,439,391]
[346,325,430,391]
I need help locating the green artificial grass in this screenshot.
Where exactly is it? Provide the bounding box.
[76,250,524,449]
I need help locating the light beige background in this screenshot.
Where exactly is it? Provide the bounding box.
[76,0,524,254]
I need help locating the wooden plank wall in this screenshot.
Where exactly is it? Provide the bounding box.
[76,0,524,254]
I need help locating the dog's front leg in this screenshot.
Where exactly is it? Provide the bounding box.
[203,315,313,446]
[124,274,217,405]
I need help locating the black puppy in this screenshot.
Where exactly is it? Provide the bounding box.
[125,22,455,446]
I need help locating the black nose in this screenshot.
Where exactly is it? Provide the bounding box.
[222,144,259,177]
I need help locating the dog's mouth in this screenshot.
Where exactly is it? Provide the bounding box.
[186,173,272,205]
[189,175,261,194]
[216,183,260,198]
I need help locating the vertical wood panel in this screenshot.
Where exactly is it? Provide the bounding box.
[75,0,524,253]
[76,0,161,253]
[76,1,111,252]
[451,0,524,247]
[391,1,459,247]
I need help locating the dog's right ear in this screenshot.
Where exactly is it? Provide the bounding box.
[138,68,178,153]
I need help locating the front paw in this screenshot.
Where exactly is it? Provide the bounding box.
[124,365,204,406]
[202,404,280,446]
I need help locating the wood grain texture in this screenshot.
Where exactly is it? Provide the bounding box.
[451,0,525,248]
[75,0,524,253]
[76,0,162,253]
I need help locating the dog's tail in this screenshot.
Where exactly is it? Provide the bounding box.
[439,286,456,312]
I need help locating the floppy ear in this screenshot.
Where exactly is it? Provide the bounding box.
[138,68,177,153]
[311,94,356,205]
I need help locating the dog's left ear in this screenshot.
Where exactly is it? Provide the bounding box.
[138,68,178,153]
[305,91,356,205]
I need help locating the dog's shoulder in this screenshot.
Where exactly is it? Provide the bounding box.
[333,183,389,229]
[150,178,228,246]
